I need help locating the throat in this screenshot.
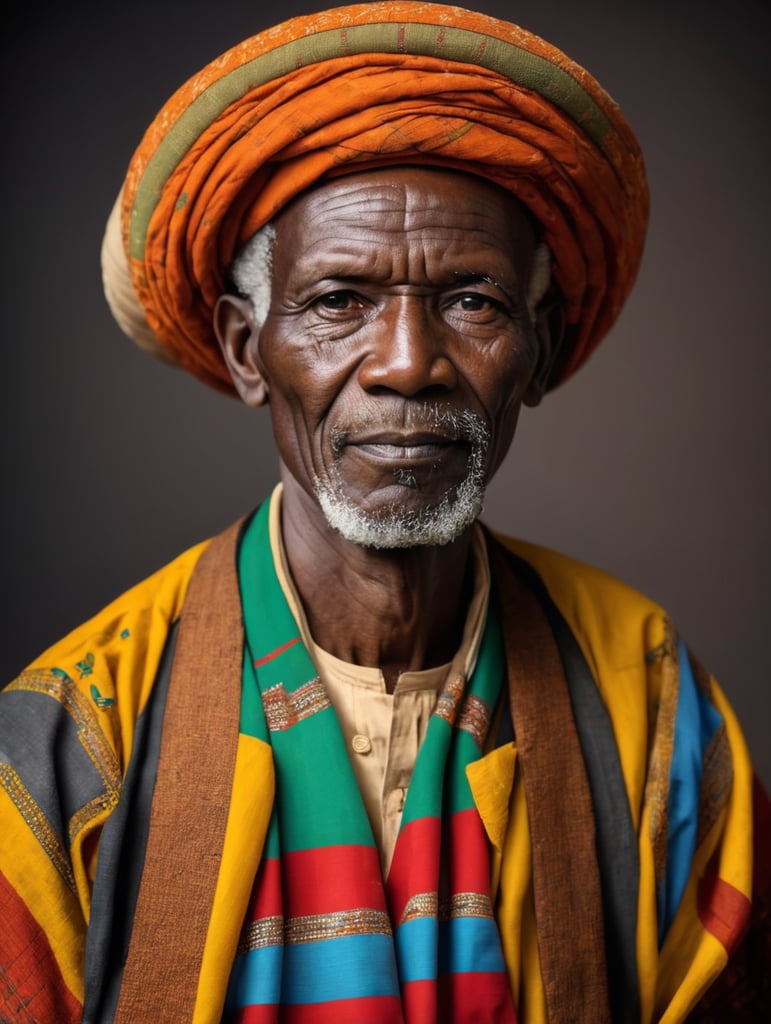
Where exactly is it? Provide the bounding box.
[274,476,482,692]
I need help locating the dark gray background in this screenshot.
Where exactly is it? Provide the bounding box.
[3,0,769,784]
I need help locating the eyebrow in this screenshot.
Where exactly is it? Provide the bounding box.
[452,271,519,306]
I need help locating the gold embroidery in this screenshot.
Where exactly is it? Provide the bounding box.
[400,890,493,925]
[262,678,331,731]
[0,763,76,893]
[433,677,490,747]
[645,618,679,885]
[68,791,121,844]
[457,694,491,748]
[286,908,392,944]
[238,908,393,953]
[9,670,121,795]
[8,669,122,847]
[441,892,493,919]
[434,675,465,727]
[401,891,439,922]
[237,915,284,955]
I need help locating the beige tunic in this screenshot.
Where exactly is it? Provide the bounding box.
[269,486,490,872]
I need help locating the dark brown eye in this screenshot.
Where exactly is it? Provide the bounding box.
[317,291,357,310]
[456,294,488,311]
[448,292,510,318]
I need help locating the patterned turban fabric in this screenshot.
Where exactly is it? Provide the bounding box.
[102,1,649,393]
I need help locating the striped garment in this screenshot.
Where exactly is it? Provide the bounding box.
[225,500,516,1021]
[1,500,767,1020]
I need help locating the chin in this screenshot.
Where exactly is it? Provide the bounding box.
[313,475,486,550]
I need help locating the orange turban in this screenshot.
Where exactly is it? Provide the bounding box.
[102,1,648,392]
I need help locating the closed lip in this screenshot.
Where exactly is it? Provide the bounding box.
[346,432,465,460]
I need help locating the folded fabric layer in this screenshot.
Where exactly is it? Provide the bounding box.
[103,1,649,393]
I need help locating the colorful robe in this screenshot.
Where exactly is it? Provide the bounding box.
[0,513,768,1022]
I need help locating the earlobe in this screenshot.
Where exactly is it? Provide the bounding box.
[213,294,270,407]
[523,286,567,408]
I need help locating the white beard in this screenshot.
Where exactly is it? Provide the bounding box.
[313,408,489,549]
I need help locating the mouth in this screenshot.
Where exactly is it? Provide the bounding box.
[353,433,461,461]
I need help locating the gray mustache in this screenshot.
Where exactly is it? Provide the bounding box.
[330,404,489,451]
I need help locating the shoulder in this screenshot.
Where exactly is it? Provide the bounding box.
[32,538,210,666]
[492,532,671,674]
[3,537,212,764]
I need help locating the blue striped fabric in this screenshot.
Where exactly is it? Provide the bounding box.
[659,637,724,941]
[395,917,507,981]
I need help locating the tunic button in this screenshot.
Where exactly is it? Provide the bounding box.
[351,734,372,755]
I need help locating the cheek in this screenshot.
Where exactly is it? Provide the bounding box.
[468,343,534,469]
[262,356,353,472]
[469,341,533,419]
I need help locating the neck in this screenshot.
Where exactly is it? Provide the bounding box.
[279,474,475,692]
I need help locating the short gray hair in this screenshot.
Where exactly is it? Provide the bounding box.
[230,223,276,328]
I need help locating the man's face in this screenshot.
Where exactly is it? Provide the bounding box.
[241,167,549,548]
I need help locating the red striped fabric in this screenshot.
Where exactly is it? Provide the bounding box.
[0,871,82,1024]
[236,995,404,1023]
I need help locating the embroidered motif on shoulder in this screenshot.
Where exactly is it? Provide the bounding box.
[90,684,115,709]
[76,652,95,678]
[262,678,331,731]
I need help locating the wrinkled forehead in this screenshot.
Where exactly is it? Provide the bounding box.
[278,166,536,225]
[269,167,539,268]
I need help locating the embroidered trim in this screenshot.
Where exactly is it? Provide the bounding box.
[68,791,120,844]
[400,891,439,922]
[457,694,491,748]
[400,890,493,924]
[441,891,494,919]
[645,624,678,885]
[434,675,465,726]
[237,908,393,954]
[9,670,121,796]
[237,915,284,955]
[262,678,331,731]
[286,908,392,944]
[0,763,76,893]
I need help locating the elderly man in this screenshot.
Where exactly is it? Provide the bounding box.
[1,3,768,1022]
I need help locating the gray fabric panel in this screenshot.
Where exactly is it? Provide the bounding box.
[82,624,178,1024]
[0,683,109,843]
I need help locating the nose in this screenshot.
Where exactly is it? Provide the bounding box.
[357,296,458,396]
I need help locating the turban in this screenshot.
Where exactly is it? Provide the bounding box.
[102,1,648,392]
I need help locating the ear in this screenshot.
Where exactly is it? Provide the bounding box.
[523,282,567,408]
[213,294,269,407]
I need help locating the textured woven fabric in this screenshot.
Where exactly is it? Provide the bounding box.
[103,1,648,393]
[225,501,515,1021]
[2,515,765,1020]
